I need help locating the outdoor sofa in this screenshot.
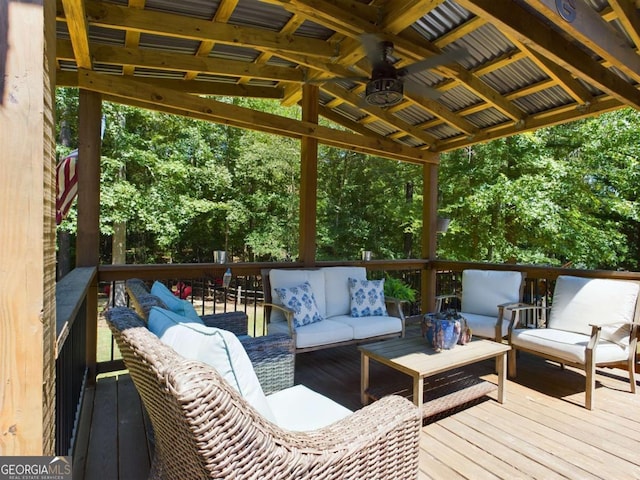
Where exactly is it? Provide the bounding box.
[262,266,406,353]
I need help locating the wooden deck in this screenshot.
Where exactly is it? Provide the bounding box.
[73,325,640,479]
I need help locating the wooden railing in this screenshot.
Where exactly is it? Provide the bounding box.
[55,266,96,456]
[94,259,640,367]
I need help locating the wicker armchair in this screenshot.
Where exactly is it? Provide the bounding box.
[125,278,294,395]
[106,307,421,480]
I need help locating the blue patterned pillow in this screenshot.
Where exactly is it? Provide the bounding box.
[274,282,324,328]
[348,278,388,317]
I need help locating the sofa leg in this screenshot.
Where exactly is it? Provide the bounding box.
[628,354,637,395]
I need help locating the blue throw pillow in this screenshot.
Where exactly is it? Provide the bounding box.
[151,281,203,324]
[274,281,324,328]
[348,278,388,317]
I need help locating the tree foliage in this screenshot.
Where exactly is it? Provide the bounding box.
[55,87,640,271]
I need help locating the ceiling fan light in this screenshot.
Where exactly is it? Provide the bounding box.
[365,77,403,107]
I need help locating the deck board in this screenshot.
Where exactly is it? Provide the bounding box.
[76,327,640,479]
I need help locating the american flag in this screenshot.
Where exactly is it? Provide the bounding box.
[56,149,78,225]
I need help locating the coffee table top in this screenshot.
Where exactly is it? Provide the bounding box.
[358,337,510,378]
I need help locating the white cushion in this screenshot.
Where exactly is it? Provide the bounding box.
[274,281,324,328]
[549,276,639,344]
[293,319,354,349]
[323,267,367,318]
[334,314,402,339]
[147,306,275,422]
[461,270,522,317]
[269,269,326,322]
[461,312,509,339]
[266,384,352,431]
[348,278,388,317]
[511,327,630,364]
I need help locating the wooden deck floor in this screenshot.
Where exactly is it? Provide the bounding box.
[73,327,640,479]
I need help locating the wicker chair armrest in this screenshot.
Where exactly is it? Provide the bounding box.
[201,311,248,336]
[275,394,421,473]
[241,333,295,394]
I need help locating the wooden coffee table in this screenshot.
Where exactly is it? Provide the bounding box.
[359,337,510,417]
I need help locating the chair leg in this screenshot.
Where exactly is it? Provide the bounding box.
[628,354,637,394]
[585,356,595,411]
[508,347,517,378]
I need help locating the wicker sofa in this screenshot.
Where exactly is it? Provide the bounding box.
[106,307,422,480]
[125,278,294,395]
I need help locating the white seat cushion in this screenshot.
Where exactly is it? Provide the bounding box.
[511,327,630,364]
[269,269,326,322]
[462,270,522,317]
[334,314,402,339]
[293,319,354,348]
[549,276,639,345]
[267,384,352,431]
[461,312,509,339]
[148,307,275,422]
[323,266,367,317]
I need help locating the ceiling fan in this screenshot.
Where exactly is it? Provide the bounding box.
[315,34,468,108]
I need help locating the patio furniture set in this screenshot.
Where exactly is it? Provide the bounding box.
[109,268,640,478]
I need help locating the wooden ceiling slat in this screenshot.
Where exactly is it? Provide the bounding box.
[61,0,92,69]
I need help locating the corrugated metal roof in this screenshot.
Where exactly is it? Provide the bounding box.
[139,33,199,55]
[228,0,293,30]
[144,0,218,20]
[411,1,474,41]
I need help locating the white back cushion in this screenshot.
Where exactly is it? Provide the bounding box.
[549,276,639,344]
[323,267,367,318]
[461,269,523,317]
[148,307,275,422]
[268,269,326,322]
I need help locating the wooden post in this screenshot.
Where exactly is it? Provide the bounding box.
[421,161,439,313]
[299,84,318,266]
[0,0,57,455]
[76,90,102,382]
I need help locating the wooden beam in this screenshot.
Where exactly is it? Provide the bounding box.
[380,0,446,34]
[82,71,437,163]
[123,0,146,75]
[608,0,640,50]
[299,84,319,265]
[524,0,640,83]
[76,90,102,381]
[57,40,305,83]
[79,0,334,58]
[422,162,438,313]
[61,0,92,68]
[1,0,57,455]
[456,0,640,109]
[56,71,285,98]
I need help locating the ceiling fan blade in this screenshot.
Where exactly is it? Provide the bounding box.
[404,79,443,101]
[398,47,468,77]
[360,33,386,68]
